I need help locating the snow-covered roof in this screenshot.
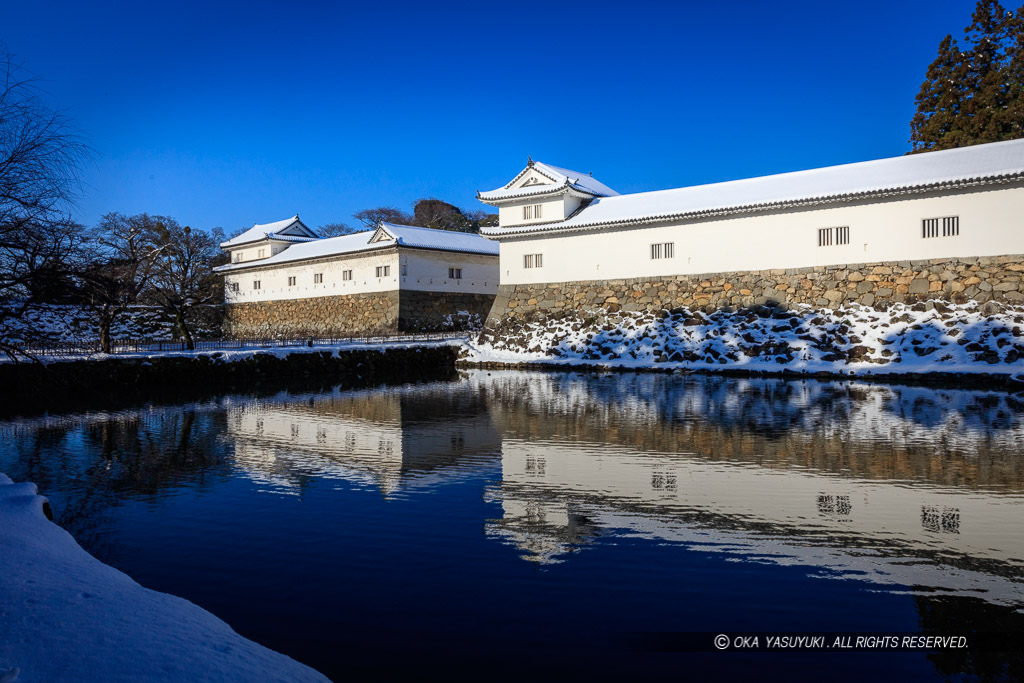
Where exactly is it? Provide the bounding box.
[478,160,619,203]
[220,215,319,248]
[374,222,499,255]
[481,139,1024,236]
[215,222,497,273]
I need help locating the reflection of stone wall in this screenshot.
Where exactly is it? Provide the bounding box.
[224,291,399,338]
[488,255,1024,323]
[224,290,496,338]
[399,291,496,331]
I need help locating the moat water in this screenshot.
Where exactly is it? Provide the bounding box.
[2,370,1023,680]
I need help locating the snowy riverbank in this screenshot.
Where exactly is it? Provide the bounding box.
[464,301,1024,381]
[0,473,327,682]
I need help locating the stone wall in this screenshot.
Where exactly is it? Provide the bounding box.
[224,291,400,338]
[223,290,496,338]
[399,291,496,331]
[487,254,1024,324]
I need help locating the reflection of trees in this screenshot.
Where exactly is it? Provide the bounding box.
[916,595,1024,680]
[0,407,232,554]
[480,372,1024,490]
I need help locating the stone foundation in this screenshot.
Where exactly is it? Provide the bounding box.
[224,290,496,338]
[225,291,399,338]
[399,291,496,331]
[487,254,1024,325]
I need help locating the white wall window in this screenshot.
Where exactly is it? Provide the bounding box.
[342,270,353,281]
[253,280,261,290]
[314,273,323,284]
[522,204,543,220]
[376,265,390,277]
[524,253,543,268]
[449,267,462,279]
[257,248,265,258]
[233,252,241,262]
[401,263,407,275]
[650,242,675,259]
[817,226,849,246]
[287,276,296,286]
[923,216,959,238]
[228,282,239,293]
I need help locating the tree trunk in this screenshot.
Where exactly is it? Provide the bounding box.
[176,310,195,350]
[99,313,112,354]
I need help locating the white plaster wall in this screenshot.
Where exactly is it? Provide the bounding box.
[400,250,499,294]
[497,196,573,227]
[495,185,1024,284]
[227,239,287,265]
[224,249,400,303]
[223,248,500,303]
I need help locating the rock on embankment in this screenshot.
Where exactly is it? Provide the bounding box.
[468,300,1024,381]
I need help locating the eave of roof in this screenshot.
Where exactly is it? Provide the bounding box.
[215,223,497,274]
[480,173,1024,239]
[477,180,599,204]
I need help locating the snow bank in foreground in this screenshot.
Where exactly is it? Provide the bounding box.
[466,301,1024,377]
[0,474,327,683]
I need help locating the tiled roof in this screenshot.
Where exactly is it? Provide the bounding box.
[215,223,497,273]
[220,215,315,248]
[482,139,1024,236]
[478,161,618,202]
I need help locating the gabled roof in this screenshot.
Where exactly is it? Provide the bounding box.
[220,215,319,248]
[478,160,619,203]
[481,139,1024,237]
[215,222,497,273]
[373,222,499,255]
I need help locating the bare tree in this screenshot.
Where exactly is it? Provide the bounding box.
[149,222,219,349]
[0,45,89,359]
[76,213,166,353]
[353,207,413,230]
[318,221,361,237]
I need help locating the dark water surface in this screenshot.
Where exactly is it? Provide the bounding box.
[3,370,1024,680]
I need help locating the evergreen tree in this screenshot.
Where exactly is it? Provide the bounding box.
[910,1,1023,152]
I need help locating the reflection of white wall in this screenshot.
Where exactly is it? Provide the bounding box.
[492,439,1024,579]
[226,399,500,496]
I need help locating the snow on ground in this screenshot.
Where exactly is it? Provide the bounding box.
[466,301,1024,378]
[1,304,219,346]
[6,336,468,364]
[0,473,328,683]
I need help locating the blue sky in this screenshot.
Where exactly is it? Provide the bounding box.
[4,0,983,234]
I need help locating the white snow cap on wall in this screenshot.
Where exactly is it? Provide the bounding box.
[220,215,319,248]
[483,138,1024,234]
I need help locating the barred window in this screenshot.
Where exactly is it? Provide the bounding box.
[257,248,265,258]
[650,242,675,259]
[287,276,296,286]
[923,216,959,238]
[817,226,850,246]
[376,265,390,277]
[314,273,323,284]
[449,267,462,279]
[229,282,239,293]
[342,270,353,281]
[523,253,543,268]
[522,204,543,220]
[253,280,261,290]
